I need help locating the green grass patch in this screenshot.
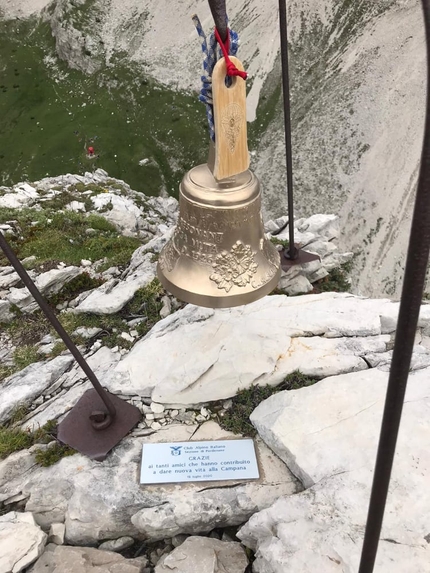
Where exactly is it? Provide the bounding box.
[0,419,76,464]
[313,262,352,293]
[0,426,33,458]
[13,346,40,371]
[0,208,141,268]
[0,17,207,197]
[217,371,317,436]
[56,278,165,349]
[47,272,105,307]
[270,236,290,250]
[34,443,76,467]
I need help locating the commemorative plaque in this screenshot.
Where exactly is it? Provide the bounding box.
[140,439,259,485]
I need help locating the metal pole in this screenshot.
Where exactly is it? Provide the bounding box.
[358,1,430,570]
[208,0,228,41]
[0,232,117,427]
[278,0,298,260]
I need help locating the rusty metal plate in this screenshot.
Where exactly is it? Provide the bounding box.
[57,389,141,461]
[280,247,320,271]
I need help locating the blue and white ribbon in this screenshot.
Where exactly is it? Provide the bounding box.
[192,14,240,142]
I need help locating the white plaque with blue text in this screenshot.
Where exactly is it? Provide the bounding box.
[140,439,259,484]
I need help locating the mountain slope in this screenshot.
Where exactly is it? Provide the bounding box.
[0,0,426,298]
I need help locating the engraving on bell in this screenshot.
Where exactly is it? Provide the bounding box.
[157,164,281,308]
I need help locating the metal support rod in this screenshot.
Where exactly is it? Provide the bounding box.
[358,1,430,570]
[0,233,117,426]
[208,0,228,41]
[278,0,298,260]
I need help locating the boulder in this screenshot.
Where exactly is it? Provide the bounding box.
[0,423,299,545]
[0,355,74,424]
[250,367,430,488]
[29,544,144,573]
[74,255,156,314]
[0,512,47,573]
[112,294,398,405]
[238,367,430,572]
[155,536,248,573]
[0,300,13,322]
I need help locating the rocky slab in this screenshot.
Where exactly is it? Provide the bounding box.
[29,544,144,573]
[73,255,155,314]
[238,367,430,572]
[0,355,74,424]
[238,471,430,573]
[155,536,248,573]
[250,367,430,488]
[0,512,47,573]
[111,294,408,405]
[0,422,300,544]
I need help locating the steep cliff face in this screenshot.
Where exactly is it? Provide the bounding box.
[255,0,425,299]
[0,0,426,298]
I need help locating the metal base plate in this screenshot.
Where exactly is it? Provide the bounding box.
[280,247,320,271]
[57,389,142,461]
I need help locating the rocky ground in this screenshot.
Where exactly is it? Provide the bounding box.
[0,172,429,572]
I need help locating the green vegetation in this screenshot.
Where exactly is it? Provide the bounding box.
[0,426,33,458]
[270,236,290,250]
[218,371,317,436]
[313,261,352,293]
[0,278,167,382]
[47,273,105,307]
[0,418,76,464]
[0,208,141,269]
[56,278,164,350]
[12,346,40,371]
[0,17,207,197]
[34,442,76,467]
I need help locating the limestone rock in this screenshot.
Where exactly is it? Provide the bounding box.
[298,214,339,240]
[48,523,65,545]
[74,256,155,314]
[0,300,13,322]
[98,536,135,552]
[29,544,144,573]
[112,294,394,405]
[72,327,103,339]
[238,472,430,573]
[0,512,47,573]
[279,274,313,296]
[238,367,430,572]
[250,367,430,488]
[91,192,143,236]
[0,271,21,289]
[6,267,82,312]
[21,347,120,431]
[0,423,299,545]
[0,355,74,424]
[155,536,248,573]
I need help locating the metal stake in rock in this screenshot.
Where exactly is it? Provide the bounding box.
[0,233,141,461]
[277,0,320,269]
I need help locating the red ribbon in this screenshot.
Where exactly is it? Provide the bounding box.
[214,27,248,80]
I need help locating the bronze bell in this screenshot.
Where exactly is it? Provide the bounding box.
[157,163,281,308]
[157,20,280,308]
